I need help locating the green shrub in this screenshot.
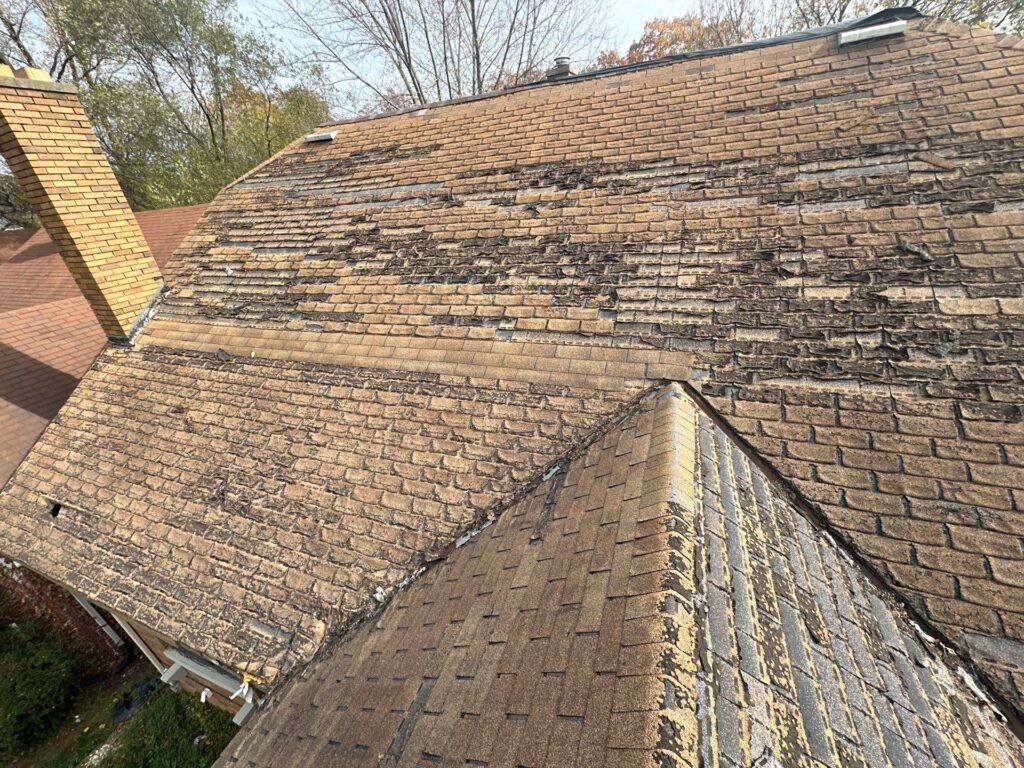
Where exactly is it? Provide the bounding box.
[0,622,77,761]
[99,690,237,768]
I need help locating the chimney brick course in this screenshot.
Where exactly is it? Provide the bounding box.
[0,67,162,342]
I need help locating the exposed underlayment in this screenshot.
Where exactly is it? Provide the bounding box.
[1,12,1024,718]
[217,385,1024,767]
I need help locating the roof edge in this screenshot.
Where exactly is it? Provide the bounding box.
[679,380,1024,741]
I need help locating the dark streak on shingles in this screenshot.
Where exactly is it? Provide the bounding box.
[690,408,1024,768]
[385,676,437,759]
[679,380,1024,742]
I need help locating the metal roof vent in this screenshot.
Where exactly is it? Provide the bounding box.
[545,57,575,80]
[838,19,907,46]
[304,130,337,143]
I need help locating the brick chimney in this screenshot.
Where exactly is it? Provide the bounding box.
[0,65,162,343]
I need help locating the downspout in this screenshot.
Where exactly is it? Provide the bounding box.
[110,613,166,675]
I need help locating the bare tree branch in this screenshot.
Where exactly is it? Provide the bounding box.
[269,0,608,109]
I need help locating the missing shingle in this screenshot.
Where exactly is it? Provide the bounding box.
[664,679,681,711]
[506,713,528,720]
[48,502,61,518]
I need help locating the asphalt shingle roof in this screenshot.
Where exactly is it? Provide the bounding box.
[1,10,1023,759]
[217,385,1024,767]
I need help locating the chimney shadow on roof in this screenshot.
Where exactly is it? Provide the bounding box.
[9,241,54,263]
[0,342,81,421]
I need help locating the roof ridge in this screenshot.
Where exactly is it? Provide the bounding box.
[309,8,923,132]
[645,385,703,763]
[221,382,1024,765]
[266,382,672,692]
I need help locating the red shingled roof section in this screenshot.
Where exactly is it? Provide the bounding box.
[0,204,206,488]
[0,228,34,265]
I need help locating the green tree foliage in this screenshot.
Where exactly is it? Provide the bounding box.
[83,77,331,209]
[0,0,331,216]
[0,174,36,229]
[0,623,77,761]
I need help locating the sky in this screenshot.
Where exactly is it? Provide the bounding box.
[236,0,695,116]
[607,0,685,47]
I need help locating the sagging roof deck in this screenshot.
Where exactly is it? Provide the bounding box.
[1,9,1023,733]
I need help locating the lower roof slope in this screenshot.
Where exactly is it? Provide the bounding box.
[2,344,641,680]
[2,10,1024,714]
[217,384,1024,767]
[0,204,206,488]
[0,227,34,264]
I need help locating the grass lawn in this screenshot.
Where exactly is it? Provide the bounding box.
[9,660,238,768]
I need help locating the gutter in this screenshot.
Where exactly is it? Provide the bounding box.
[70,591,124,649]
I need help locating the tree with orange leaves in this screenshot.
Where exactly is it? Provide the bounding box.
[597,16,733,67]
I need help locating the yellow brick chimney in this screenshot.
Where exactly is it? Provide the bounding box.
[0,65,162,343]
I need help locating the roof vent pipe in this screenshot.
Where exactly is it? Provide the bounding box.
[545,57,575,80]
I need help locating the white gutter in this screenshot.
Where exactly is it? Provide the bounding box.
[161,646,259,726]
[70,592,124,648]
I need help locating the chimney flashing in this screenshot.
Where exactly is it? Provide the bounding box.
[111,283,166,346]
